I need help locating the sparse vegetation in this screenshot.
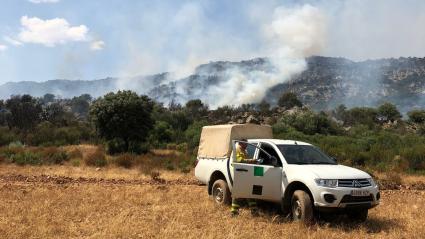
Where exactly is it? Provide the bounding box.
[0,91,425,174]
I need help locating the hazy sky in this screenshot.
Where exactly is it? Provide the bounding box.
[0,0,424,84]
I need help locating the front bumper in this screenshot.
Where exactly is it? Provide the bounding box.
[312,185,380,209]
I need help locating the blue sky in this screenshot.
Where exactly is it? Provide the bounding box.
[0,0,424,84]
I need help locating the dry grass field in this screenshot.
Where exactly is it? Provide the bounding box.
[1,165,425,239]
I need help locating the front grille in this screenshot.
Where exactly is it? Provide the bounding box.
[340,195,373,203]
[338,179,371,188]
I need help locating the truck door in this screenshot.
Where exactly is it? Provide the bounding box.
[231,141,282,202]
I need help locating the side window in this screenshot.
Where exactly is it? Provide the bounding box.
[258,143,282,167]
[246,144,257,158]
[233,142,258,162]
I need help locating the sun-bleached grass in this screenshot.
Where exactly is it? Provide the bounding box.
[1,166,425,238]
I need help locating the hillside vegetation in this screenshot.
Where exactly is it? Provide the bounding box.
[0,91,425,174]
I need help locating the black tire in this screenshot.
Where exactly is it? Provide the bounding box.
[291,190,314,224]
[211,179,231,205]
[347,209,368,222]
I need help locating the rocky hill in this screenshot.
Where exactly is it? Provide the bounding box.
[268,56,425,112]
[1,56,425,112]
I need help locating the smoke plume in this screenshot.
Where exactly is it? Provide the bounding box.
[161,4,327,108]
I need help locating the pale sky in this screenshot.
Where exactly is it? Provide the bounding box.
[0,0,424,84]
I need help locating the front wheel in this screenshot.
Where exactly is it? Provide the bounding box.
[291,190,314,224]
[211,179,231,205]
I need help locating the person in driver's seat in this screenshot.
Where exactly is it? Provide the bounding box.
[235,140,256,163]
[231,139,259,217]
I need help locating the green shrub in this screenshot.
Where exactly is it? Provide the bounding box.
[138,142,150,154]
[402,146,425,170]
[71,159,81,167]
[107,138,126,155]
[84,148,107,167]
[128,141,148,154]
[9,141,24,148]
[40,147,70,164]
[407,110,425,124]
[11,151,42,165]
[0,127,18,146]
[176,143,188,152]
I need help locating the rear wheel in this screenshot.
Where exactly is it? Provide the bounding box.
[347,209,368,222]
[291,190,314,224]
[211,179,231,205]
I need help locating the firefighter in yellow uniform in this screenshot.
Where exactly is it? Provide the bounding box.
[231,140,259,217]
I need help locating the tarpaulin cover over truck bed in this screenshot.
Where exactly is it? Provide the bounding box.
[197,124,273,158]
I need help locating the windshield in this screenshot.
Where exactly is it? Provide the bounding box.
[277,145,337,165]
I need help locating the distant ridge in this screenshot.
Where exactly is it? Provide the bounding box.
[1,56,425,112]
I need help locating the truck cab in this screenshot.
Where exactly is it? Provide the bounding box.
[195,124,380,223]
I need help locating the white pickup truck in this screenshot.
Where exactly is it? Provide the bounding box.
[194,124,380,223]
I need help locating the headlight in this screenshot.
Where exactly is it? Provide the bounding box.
[315,179,338,188]
[367,178,376,187]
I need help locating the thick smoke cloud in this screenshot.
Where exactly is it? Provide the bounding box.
[112,0,424,108]
[203,4,326,108]
[117,3,327,108]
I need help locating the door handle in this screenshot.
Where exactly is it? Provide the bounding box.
[236,168,248,172]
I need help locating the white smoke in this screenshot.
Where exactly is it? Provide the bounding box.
[200,4,327,108]
[116,3,327,108]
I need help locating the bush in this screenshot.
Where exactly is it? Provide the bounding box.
[402,146,425,170]
[9,141,24,148]
[84,148,107,167]
[128,141,148,154]
[107,138,148,155]
[114,153,137,168]
[377,102,401,122]
[278,92,303,109]
[71,159,81,167]
[27,122,94,146]
[107,138,127,155]
[38,147,69,164]
[408,110,425,124]
[176,143,188,152]
[0,127,19,146]
[11,151,42,165]
[277,111,342,135]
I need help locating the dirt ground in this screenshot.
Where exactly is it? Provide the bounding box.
[1,165,425,239]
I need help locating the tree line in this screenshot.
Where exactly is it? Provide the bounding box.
[1,91,425,172]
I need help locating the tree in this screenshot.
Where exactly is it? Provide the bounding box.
[377,102,402,122]
[257,100,271,115]
[344,107,378,127]
[90,91,153,153]
[5,95,42,131]
[41,102,68,126]
[0,100,8,126]
[42,93,56,104]
[185,99,208,120]
[149,121,174,146]
[333,104,347,121]
[278,92,303,109]
[407,110,425,124]
[70,94,92,118]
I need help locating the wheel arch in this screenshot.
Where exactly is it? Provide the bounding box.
[282,181,315,214]
[208,170,227,195]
